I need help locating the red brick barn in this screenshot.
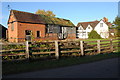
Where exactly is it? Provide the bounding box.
[7,10,76,42]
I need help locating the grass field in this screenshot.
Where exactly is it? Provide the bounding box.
[2,52,120,75]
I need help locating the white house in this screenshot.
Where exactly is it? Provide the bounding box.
[76,19,112,39]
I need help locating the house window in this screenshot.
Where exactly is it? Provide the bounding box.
[100,23,103,27]
[88,27,90,29]
[37,31,40,37]
[25,30,32,41]
[11,23,14,31]
[25,30,31,35]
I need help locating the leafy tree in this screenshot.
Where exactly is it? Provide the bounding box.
[113,16,120,37]
[46,10,56,17]
[88,30,102,39]
[35,9,46,15]
[35,9,56,17]
[103,17,108,22]
[113,16,120,27]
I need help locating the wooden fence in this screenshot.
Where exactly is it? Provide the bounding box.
[0,38,120,61]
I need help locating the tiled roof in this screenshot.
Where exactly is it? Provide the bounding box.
[77,20,99,29]
[106,22,112,27]
[77,20,112,29]
[10,10,75,27]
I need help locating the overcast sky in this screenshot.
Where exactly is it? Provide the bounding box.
[1,2,118,28]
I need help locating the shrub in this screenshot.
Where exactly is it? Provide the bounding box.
[88,30,102,39]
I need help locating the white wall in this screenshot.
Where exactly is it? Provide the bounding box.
[85,25,93,38]
[76,20,109,39]
[76,24,87,38]
[77,24,93,38]
[94,20,109,38]
[86,25,93,32]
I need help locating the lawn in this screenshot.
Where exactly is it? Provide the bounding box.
[83,37,120,41]
[2,52,120,75]
[83,38,120,45]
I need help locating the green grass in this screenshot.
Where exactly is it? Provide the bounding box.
[83,38,120,45]
[3,52,120,75]
[83,38,109,41]
[83,37,120,41]
[83,38,109,45]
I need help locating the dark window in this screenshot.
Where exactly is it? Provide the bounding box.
[88,27,90,29]
[25,30,31,35]
[76,27,78,30]
[46,26,48,33]
[37,31,40,37]
[25,30,32,41]
[11,23,14,31]
[100,23,103,27]
[60,27,62,33]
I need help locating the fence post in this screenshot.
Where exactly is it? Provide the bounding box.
[26,41,29,59]
[97,40,101,54]
[80,41,84,56]
[110,39,113,52]
[55,41,59,59]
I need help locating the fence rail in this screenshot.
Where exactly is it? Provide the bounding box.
[1,38,120,61]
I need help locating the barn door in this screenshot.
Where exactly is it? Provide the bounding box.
[62,27,68,39]
[58,27,68,39]
[25,30,32,41]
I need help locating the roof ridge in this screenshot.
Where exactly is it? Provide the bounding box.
[10,10,74,27]
[12,9,36,15]
[78,20,99,24]
[12,10,70,21]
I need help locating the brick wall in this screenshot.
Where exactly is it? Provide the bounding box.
[17,22,46,42]
[8,22,18,42]
[8,22,76,42]
[8,12,18,42]
[7,11,76,42]
[67,33,76,39]
[8,12,76,42]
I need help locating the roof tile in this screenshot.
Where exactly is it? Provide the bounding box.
[11,10,75,27]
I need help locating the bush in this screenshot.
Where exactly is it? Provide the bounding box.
[88,30,102,39]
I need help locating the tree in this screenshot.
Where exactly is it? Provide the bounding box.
[103,17,108,22]
[35,9,46,15]
[35,9,56,17]
[113,16,120,27]
[46,10,56,17]
[88,30,102,39]
[113,16,120,37]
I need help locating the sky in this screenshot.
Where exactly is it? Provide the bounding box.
[1,2,118,28]
[118,1,120,17]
